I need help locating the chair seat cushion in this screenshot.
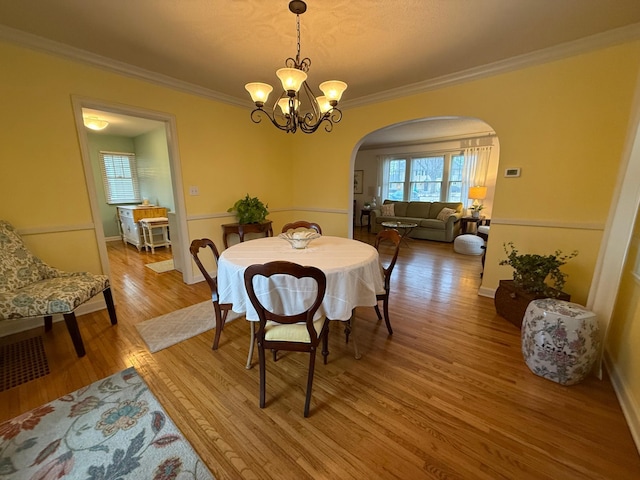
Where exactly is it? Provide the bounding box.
[0,272,109,319]
[264,316,327,343]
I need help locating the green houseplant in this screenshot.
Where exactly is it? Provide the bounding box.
[499,242,578,297]
[495,242,578,328]
[227,194,269,224]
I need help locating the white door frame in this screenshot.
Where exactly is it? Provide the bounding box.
[71,96,190,284]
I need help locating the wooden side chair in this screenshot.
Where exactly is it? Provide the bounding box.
[0,220,117,357]
[244,261,329,417]
[189,238,234,350]
[281,221,322,235]
[373,228,402,335]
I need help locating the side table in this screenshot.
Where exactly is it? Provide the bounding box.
[221,221,273,248]
[360,209,372,232]
[381,221,417,247]
[460,216,489,234]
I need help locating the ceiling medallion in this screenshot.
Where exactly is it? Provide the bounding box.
[245,0,347,134]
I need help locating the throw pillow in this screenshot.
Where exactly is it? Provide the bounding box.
[436,207,456,221]
[380,203,395,216]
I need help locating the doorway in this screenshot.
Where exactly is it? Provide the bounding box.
[72,97,190,284]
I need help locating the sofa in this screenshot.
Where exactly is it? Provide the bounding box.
[370,200,464,242]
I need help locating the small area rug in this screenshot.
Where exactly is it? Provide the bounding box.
[0,367,214,479]
[136,301,243,353]
[145,259,175,273]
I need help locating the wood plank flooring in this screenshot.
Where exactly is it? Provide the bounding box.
[1,232,639,479]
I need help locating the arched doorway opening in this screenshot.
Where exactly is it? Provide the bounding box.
[353,116,499,229]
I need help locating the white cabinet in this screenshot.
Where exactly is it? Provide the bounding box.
[117,206,168,251]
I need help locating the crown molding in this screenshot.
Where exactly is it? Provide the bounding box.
[2,22,639,109]
[342,23,640,109]
[0,25,247,108]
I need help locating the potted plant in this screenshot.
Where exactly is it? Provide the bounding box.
[469,204,484,219]
[227,194,269,224]
[494,242,578,328]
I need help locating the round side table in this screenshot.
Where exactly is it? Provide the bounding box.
[521,299,600,385]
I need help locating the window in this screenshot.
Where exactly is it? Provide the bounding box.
[383,153,463,202]
[447,154,464,202]
[387,159,406,201]
[99,152,140,204]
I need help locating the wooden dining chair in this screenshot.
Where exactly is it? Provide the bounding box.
[373,228,402,335]
[189,238,233,350]
[244,261,329,417]
[281,221,322,235]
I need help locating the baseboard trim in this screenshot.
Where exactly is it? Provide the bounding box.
[478,286,496,298]
[604,350,640,454]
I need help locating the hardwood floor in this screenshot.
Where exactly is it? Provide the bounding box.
[1,232,639,479]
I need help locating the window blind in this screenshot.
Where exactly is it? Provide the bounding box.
[99,152,141,204]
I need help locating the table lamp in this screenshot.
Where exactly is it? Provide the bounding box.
[468,186,487,209]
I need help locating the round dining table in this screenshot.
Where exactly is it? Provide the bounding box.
[217,235,385,365]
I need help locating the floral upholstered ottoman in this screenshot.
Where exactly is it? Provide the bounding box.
[521,299,600,385]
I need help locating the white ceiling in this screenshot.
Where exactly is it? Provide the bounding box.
[4,0,640,143]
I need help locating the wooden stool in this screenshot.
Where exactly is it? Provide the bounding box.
[139,217,171,253]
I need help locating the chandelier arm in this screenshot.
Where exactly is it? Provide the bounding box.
[301,81,321,120]
[298,115,333,134]
[250,107,297,133]
[329,108,343,124]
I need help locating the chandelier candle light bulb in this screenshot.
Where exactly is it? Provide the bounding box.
[245,0,347,134]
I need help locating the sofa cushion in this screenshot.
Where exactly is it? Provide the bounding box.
[405,202,431,218]
[380,203,395,216]
[420,219,447,230]
[436,207,457,221]
[387,201,408,217]
[429,202,461,219]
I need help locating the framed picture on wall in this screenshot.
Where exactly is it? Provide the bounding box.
[354,170,363,194]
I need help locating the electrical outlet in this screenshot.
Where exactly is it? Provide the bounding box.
[189,186,199,196]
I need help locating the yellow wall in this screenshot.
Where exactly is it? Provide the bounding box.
[289,43,640,307]
[0,40,290,269]
[2,38,639,435]
[5,39,637,293]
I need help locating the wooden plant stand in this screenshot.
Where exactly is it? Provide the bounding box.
[494,279,570,328]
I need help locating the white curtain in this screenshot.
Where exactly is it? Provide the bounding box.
[461,146,492,206]
[380,155,389,201]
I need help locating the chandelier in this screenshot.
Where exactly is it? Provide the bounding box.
[245,0,347,134]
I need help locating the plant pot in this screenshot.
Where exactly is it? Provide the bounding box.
[494,280,570,328]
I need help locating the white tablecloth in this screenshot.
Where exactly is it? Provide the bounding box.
[218,236,384,321]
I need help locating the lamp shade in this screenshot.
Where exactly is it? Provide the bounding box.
[245,82,273,105]
[319,80,347,103]
[468,186,487,200]
[315,96,332,114]
[277,97,300,115]
[276,68,308,92]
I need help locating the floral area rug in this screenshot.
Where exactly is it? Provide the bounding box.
[0,367,214,479]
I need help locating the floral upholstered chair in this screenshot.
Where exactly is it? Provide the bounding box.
[0,220,117,357]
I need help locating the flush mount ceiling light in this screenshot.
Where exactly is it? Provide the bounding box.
[83,116,109,131]
[245,0,347,134]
